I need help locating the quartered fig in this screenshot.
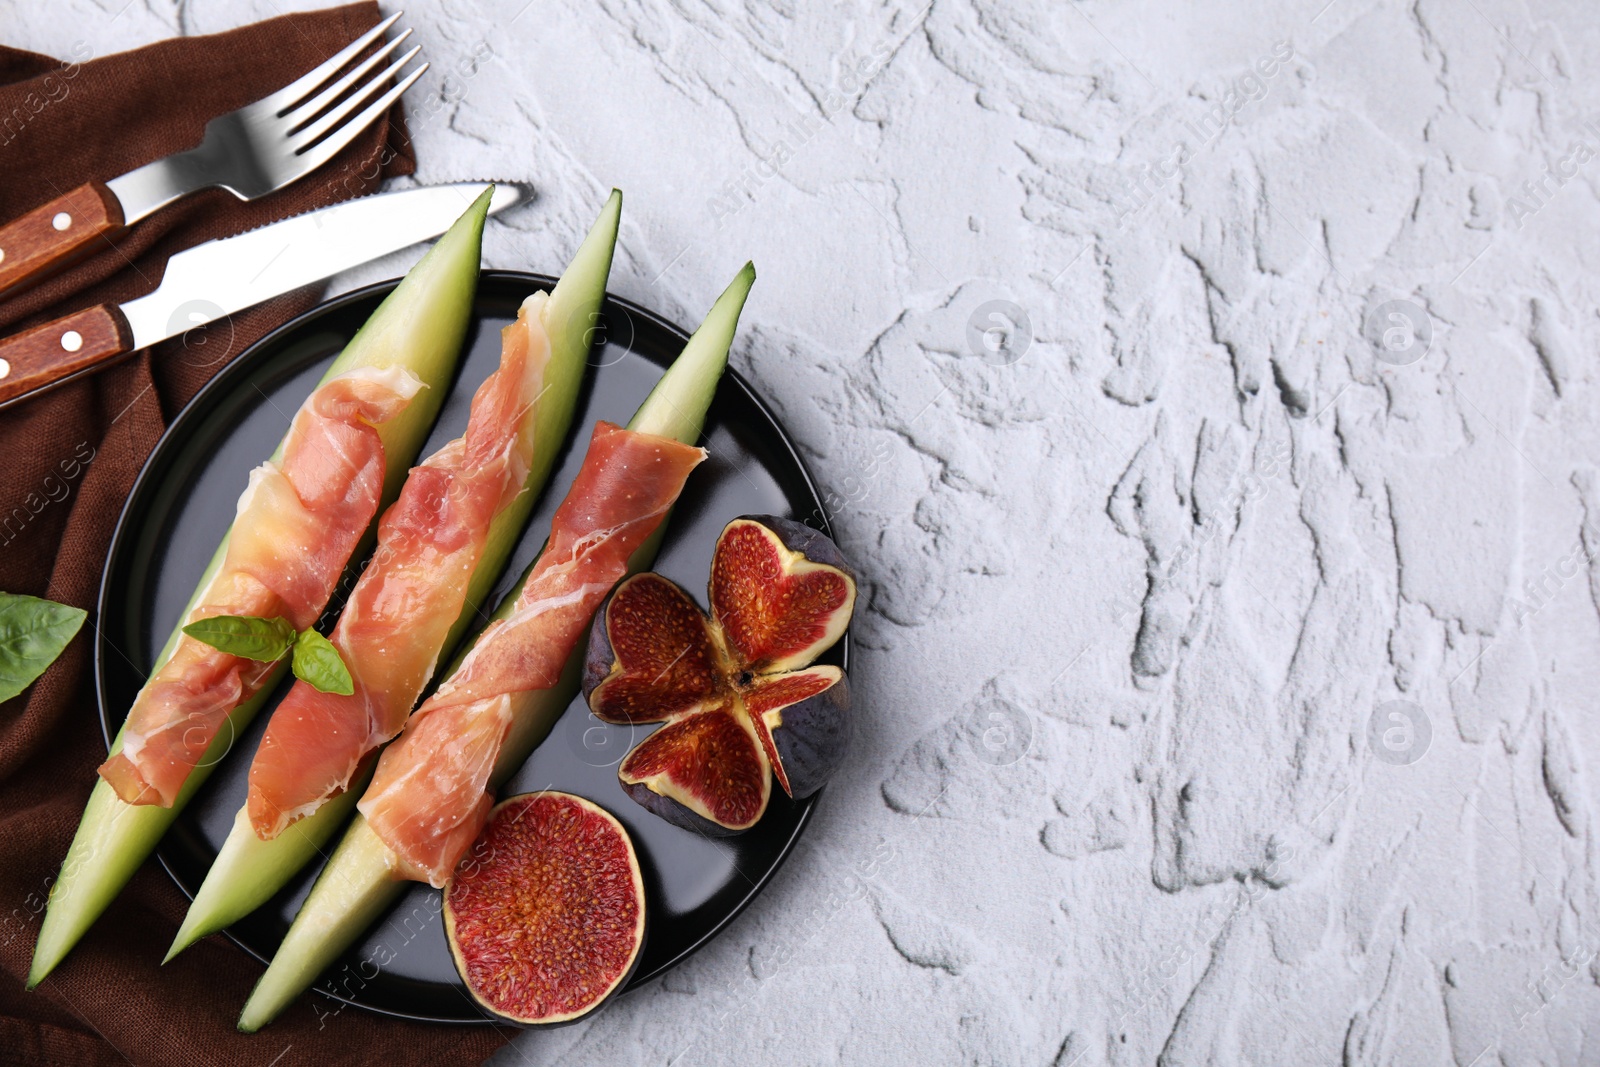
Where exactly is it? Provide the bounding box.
[443,792,645,1025]
[584,515,856,834]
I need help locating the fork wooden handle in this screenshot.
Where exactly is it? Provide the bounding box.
[0,183,125,296]
[0,304,133,409]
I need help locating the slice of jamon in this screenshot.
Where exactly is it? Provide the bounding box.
[359,421,705,887]
[98,366,424,807]
[246,300,552,839]
[360,694,512,887]
[431,424,706,704]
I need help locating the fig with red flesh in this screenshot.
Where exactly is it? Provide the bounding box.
[584,515,856,834]
[443,792,645,1025]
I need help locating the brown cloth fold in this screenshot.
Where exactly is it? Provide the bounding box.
[0,7,507,1065]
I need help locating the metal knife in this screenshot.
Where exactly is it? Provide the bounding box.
[0,181,525,410]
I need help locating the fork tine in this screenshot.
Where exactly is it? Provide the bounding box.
[282,28,414,131]
[262,10,403,116]
[291,61,429,172]
[290,47,423,153]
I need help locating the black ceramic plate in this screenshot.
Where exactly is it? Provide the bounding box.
[96,271,845,1024]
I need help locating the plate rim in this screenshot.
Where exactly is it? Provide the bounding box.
[93,268,845,1024]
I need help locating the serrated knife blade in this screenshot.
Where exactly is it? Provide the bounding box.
[0,181,526,410]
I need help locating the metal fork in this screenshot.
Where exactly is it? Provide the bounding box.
[0,11,428,296]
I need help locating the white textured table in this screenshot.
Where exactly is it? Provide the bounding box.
[10,0,1600,1062]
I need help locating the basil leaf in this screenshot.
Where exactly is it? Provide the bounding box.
[182,615,295,662]
[293,628,353,696]
[0,591,87,704]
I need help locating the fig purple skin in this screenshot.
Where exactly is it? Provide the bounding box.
[745,513,858,583]
[621,780,744,838]
[770,670,852,800]
[583,597,617,701]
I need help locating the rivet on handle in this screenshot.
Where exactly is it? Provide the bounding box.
[52,213,72,231]
[61,331,83,353]
[0,359,10,381]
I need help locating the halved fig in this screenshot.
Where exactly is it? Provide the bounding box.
[584,515,856,834]
[444,792,645,1025]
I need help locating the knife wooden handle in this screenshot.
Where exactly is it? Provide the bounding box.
[0,305,133,409]
[0,183,125,296]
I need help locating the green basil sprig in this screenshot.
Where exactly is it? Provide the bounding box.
[291,628,354,696]
[182,615,353,696]
[180,615,296,662]
[0,592,88,704]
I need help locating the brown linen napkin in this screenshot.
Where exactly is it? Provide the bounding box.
[0,7,509,1065]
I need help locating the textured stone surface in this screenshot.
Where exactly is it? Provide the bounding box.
[13,0,1600,1062]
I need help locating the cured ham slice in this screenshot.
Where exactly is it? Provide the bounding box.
[97,366,424,807]
[246,301,552,839]
[360,421,705,886]
[358,695,513,888]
